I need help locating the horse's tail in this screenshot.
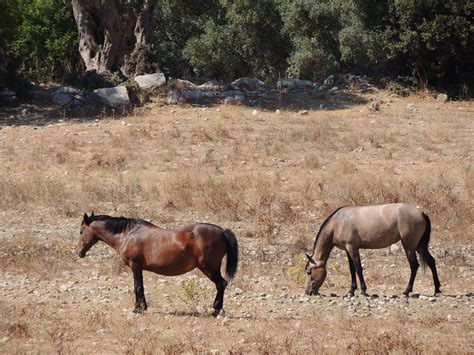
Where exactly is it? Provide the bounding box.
[223,229,239,282]
[417,212,432,268]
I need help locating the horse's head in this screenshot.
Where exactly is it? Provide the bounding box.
[77,212,98,258]
[304,253,326,296]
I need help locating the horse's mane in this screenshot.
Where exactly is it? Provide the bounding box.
[312,206,346,252]
[91,215,152,234]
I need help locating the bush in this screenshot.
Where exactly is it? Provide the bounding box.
[11,0,81,82]
[122,44,160,77]
[184,0,289,81]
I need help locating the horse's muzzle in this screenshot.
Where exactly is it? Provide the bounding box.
[78,250,86,258]
[306,289,318,296]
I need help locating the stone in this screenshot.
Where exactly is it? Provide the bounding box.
[93,86,130,108]
[133,72,166,89]
[31,91,52,103]
[277,78,313,91]
[52,86,84,106]
[390,244,400,253]
[317,84,331,92]
[0,88,17,105]
[368,100,380,112]
[324,75,336,85]
[298,110,309,115]
[167,90,180,105]
[231,77,269,91]
[224,95,244,105]
[436,93,448,103]
[181,90,214,103]
[174,79,199,91]
[199,81,226,92]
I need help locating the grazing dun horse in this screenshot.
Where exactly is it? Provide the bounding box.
[305,204,441,297]
[77,213,238,316]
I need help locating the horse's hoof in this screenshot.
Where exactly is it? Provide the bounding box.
[212,309,225,317]
[133,307,145,314]
[434,292,441,297]
[360,292,368,297]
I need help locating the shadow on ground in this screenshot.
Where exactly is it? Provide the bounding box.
[0,86,369,127]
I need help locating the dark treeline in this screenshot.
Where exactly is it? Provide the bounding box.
[1,0,473,96]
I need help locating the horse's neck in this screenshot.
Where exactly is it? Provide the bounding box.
[95,228,122,252]
[313,230,334,263]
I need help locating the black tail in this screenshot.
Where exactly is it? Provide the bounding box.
[223,229,239,282]
[417,212,432,268]
[416,212,442,294]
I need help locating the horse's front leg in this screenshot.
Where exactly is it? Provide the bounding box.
[131,263,147,313]
[346,251,357,296]
[347,246,367,296]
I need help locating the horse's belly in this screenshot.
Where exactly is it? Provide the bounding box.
[145,260,196,276]
[360,233,400,249]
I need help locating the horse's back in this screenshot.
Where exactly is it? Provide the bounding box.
[334,203,425,249]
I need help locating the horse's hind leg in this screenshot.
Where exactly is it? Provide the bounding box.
[131,263,147,313]
[347,246,367,296]
[417,246,441,295]
[402,247,419,296]
[201,269,228,316]
[346,251,357,296]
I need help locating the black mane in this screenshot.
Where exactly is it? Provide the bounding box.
[91,215,152,234]
[312,206,346,252]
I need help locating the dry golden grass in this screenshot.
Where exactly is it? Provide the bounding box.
[0,92,473,353]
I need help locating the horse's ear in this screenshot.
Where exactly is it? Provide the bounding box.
[83,213,91,225]
[91,211,95,217]
[305,253,316,265]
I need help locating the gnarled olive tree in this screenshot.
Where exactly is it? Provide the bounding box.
[71,0,158,75]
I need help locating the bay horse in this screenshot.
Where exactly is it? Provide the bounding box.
[77,213,238,316]
[305,204,441,297]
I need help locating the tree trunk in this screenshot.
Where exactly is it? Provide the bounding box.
[71,0,157,74]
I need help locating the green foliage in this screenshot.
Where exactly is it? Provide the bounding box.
[183,0,289,81]
[12,0,80,82]
[0,0,21,84]
[0,0,472,95]
[153,0,224,78]
[279,0,342,81]
[70,70,127,91]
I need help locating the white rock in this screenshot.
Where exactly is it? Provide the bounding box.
[436,93,448,103]
[390,244,400,253]
[93,86,130,108]
[134,72,166,89]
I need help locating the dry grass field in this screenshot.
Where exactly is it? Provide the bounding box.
[0,91,473,354]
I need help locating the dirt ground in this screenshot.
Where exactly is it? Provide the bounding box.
[0,91,473,354]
